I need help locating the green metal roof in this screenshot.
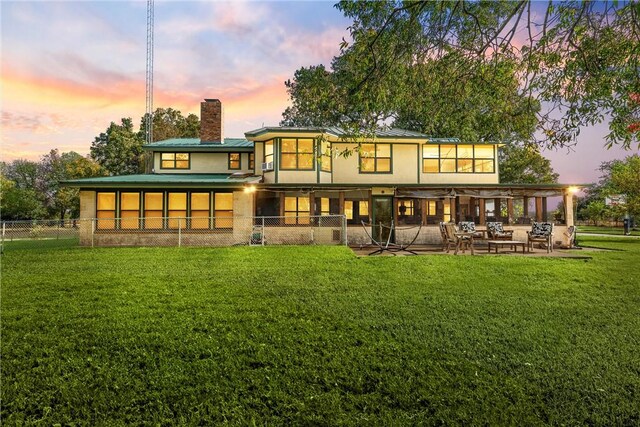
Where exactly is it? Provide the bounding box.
[244,126,436,139]
[143,138,253,151]
[243,126,499,144]
[62,173,261,188]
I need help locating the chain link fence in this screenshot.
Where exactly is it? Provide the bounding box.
[2,216,347,249]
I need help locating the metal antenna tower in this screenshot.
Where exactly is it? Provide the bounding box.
[145,0,154,145]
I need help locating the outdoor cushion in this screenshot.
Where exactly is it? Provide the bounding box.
[530,222,553,236]
[458,221,477,233]
[487,222,505,234]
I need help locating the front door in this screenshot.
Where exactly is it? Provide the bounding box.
[372,196,394,243]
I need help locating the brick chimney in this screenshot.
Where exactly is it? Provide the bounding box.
[200,99,224,144]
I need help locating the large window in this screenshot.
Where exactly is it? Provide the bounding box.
[264,140,274,166]
[397,199,421,225]
[228,153,241,170]
[284,196,310,225]
[473,145,495,172]
[168,192,187,228]
[281,138,314,170]
[249,153,255,170]
[360,143,391,173]
[144,192,163,229]
[214,193,233,229]
[120,192,140,229]
[191,192,210,229]
[345,200,369,225]
[96,192,116,230]
[422,144,495,173]
[161,153,190,169]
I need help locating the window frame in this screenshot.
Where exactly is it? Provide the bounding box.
[160,152,190,170]
[280,138,315,171]
[320,140,332,172]
[264,140,274,167]
[249,152,255,170]
[284,196,310,225]
[359,143,392,174]
[421,144,495,174]
[228,153,241,170]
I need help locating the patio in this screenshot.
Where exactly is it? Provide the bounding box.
[349,243,596,258]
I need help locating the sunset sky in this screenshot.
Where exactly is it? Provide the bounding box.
[1,0,635,184]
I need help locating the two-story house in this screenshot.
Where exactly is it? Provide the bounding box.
[66,98,578,247]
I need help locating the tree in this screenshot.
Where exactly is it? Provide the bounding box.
[140,108,200,142]
[498,143,559,184]
[0,174,46,220]
[40,150,105,220]
[291,1,639,148]
[91,118,145,175]
[600,155,640,218]
[579,200,608,226]
[2,159,40,190]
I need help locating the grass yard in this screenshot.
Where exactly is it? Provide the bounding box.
[2,237,639,425]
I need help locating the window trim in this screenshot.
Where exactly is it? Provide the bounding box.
[249,152,255,170]
[264,140,274,166]
[359,143,392,174]
[284,196,311,225]
[421,144,495,174]
[280,138,316,171]
[320,140,332,172]
[160,152,191,170]
[228,152,241,170]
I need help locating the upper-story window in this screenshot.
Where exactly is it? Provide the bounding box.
[161,153,190,169]
[228,153,241,170]
[360,143,391,173]
[422,144,495,173]
[281,138,314,170]
[264,140,274,166]
[320,140,331,172]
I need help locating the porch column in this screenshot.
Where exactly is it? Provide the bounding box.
[507,198,514,225]
[469,197,475,222]
[494,198,501,220]
[535,197,543,222]
[523,196,529,218]
[564,191,575,227]
[393,198,399,222]
[478,199,486,224]
[368,190,373,219]
[339,191,345,215]
[279,193,285,217]
[542,197,548,221]
[421,199,427,225]
[309,191,315,217]
[449,198,457,223]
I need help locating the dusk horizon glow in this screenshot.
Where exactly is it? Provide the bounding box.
[1,1,636,185]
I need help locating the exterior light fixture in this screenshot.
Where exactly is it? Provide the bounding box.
[244,185,256,193]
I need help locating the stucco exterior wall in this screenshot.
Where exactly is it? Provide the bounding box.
[154,152,252,174]
[419,172,499,184]
[277,170,318,184]
[331,143,419,184]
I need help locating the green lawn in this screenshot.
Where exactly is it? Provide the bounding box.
[2,238,639,425]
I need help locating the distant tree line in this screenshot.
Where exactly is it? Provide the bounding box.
[1,108,199,221]
[577,155,640,225]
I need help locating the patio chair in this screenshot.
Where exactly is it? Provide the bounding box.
[458,221,484,239]
[444,223,474,255]
[438,222,449,251]
[527,222,554,253]
[486,222,514,240]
